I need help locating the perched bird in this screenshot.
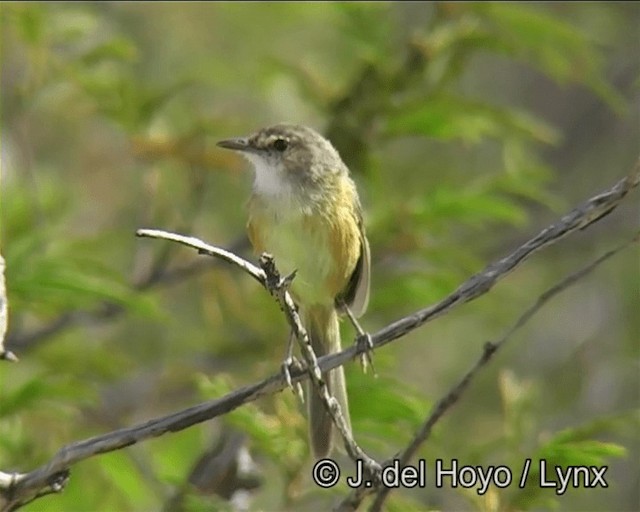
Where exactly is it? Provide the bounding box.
[218,124,370,457]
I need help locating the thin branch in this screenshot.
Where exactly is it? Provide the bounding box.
[1,167,637,510]
[258,255,381,477]
[360,165,639,354]
[0,370,288,511]
[136,230,264,284]
[363,234,638,512]
[136,232,380,473]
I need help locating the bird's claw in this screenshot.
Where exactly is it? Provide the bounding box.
[281,269,298,291]
[356,332,376,376]
[281,355,305,402]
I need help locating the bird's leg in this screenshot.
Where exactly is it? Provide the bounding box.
[281,329,305,403]
[338,300,376,376]
[268,267,304,402]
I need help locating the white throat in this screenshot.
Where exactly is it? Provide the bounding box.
[244,153,292,199]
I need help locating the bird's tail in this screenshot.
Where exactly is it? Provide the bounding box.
[305,305,351,458]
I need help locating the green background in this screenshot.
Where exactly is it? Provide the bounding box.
[1,3,638,511]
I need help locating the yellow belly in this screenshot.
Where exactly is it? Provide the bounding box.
[252,207,335,307]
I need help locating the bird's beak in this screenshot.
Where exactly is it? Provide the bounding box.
[217,137,250,152]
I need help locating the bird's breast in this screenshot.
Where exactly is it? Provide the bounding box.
[247,197,336,307]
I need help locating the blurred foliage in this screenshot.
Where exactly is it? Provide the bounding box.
[1,2,638,511]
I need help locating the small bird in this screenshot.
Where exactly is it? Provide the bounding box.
[217,124,370,458]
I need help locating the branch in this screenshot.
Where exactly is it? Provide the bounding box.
[360,164,639,355]
[0,367,291,511]
[363,234,638,512]
[1,166,637,510]
[135,231,380,473]
[136,230,265,284]
[257,255,380,476]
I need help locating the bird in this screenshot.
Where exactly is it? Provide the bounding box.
[217,123,370,458]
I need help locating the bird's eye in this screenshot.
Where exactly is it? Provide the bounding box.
[273,138,288,152]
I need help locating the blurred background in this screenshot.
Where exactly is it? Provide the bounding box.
[1,3,638,511]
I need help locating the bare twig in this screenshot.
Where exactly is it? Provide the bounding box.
[0,368,291,511]
[258,255,381,477]
[136,230,264,284]
[363,235,638,512]
[136,232,380,474]
[358,165,639,355]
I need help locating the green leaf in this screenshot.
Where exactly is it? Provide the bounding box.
[539,439,626,467]
[387,96,560,145]
[538,412,637,467]
[6,231,157,317]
